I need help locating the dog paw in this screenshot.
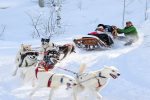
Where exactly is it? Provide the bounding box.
[97,94,102,100]
[20,73,25,79]
[29,92,34,97]
[12,72,16,76]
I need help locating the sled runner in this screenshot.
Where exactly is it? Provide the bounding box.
[73,35,111,50]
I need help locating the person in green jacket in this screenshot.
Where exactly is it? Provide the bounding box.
[117,21,139,45]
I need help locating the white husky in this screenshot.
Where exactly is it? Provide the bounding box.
[75,64,120,100]
[30,70,78,100]
[13,44,38,76]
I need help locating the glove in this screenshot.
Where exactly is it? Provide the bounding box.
[112,25,117,29]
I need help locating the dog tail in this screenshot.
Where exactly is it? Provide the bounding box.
[78,63,86,74]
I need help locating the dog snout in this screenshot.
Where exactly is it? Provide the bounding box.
[67,83,71,86]
[117,73,120,76]
[42,42,45,45]
[32,55,35,58]
[73,83,77,86]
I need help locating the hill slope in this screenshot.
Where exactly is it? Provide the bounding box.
[0,0,150,100]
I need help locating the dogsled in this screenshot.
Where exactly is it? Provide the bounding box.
[73,21,139,50]
[73,24,115,50]
[73,33,114,50]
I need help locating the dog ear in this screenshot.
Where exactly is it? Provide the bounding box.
[103,65,109,68]
[28,45,32,50]
[21,44,24,49]
[21,44,24,46]
[103,65,111,69]
[28,45,32,48]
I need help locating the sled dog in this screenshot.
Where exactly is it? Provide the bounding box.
[30,71,77,100]
[13,44,38,76]
[75,64,120,100]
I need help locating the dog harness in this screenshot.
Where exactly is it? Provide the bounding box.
[98,72,107,78]
[35,63,54,79]
[47,74,55,87]
[96,72,107,88]
[96,77,102,88]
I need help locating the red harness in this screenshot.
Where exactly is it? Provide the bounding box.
[35,61,54,79]
[47,74,55,87]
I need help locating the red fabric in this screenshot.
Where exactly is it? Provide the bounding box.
[35,61,54,79]
[35,67,39,79]
[38,61,46,66]
[47,64,54,69]
[47,80,52,87]
[88,31,97,35]
[39,61,54,71]
[43,63,54,71]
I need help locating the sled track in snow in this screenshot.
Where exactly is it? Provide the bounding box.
[62,36,143,67]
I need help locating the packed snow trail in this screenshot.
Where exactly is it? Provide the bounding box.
[1,0,150,100]
[0,28,147,100]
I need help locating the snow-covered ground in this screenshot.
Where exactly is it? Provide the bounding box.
[0,0,150,100]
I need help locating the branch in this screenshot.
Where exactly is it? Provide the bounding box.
[0,25,6,38]
[27,13,42,37]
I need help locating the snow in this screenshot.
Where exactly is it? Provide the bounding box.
[0,0,150,100]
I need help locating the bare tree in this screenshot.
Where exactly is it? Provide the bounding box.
[28,9,61,39]
[0,25,6,39]
[28,13,51,39]
[38,0,45,7]
[28,13,41,38]
[77,0,83,10]
[122,0,126,27]
[29,0,65,39]
[47,0,64,29]
[122,0,135,27]
[145,0,148,20]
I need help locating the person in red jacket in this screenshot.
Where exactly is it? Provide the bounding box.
[88,26,114,46]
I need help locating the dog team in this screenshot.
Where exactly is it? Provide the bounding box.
[13,38,120,100]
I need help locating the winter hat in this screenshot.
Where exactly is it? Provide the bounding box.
[126,21,132,25]
[98,26,104,29]
[97,24,105,29]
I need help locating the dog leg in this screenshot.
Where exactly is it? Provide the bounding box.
[90,89,102,100]
[95,91,102,100]
[48,88,55,100]
[20,70,25,79]
[96,92,102,100]
[72,88,77,100]
[12,66,18,76]
[29,85,41,96]
[32,77,35,87]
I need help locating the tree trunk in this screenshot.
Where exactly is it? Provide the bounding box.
[38,0,45,7]
[122,0,126,27]
[145,0,148,20]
